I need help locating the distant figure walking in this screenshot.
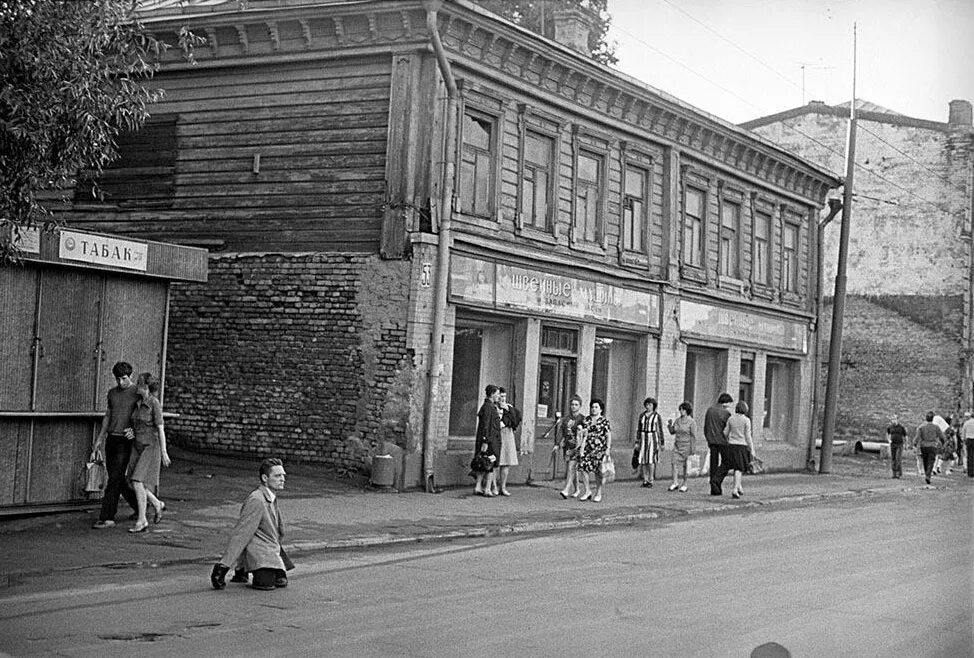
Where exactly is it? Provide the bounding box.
[667,402,698,492]
[496,387,521,496]
[913,412,945,486]
[635,397,664,488]
[473,385,501,497]
[211,458,293,591]
[704,393,734,496]
[962,411,974,477]
[886,415,907,479]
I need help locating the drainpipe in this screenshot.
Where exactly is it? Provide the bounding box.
[809,198,842,469]
[422,0,458,493]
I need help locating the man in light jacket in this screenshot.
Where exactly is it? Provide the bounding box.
[210,458,293,591]
[913,412,945,486]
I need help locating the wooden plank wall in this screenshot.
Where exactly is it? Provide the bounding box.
[64,56,393,253]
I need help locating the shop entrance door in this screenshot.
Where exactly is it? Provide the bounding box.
[536,356,576,442]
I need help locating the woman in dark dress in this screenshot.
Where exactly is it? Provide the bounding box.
[473,385,501,497]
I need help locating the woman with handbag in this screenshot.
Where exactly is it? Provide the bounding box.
[496,388,521,496]
[576,399,612,502]
[722,401,756,499]
[666,401,698,492]
[126,373,170,532]
[635,397,664,487]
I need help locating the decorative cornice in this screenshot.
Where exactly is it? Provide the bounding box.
[143,0,838,202]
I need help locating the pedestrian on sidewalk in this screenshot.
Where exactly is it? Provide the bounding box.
[634,397,664,488]
[126,373,170,533]
[886,415,908,479]
[913,412,945,486]
[558,395,585,499]
[90,361,141,529]
[962,411,974,477]
[704,393,734,496]
[723,401,756,499]
[576,399,612,502]
[473,385,501,497]
[496,388,521,497]
[666,401,698,492]
[939,415,957,476]
[211,458,294,591]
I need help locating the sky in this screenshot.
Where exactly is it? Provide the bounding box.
[605,0,974,125]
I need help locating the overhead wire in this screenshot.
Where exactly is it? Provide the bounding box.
[610,1,952,209]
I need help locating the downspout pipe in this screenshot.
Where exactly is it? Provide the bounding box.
[422,0,458,493]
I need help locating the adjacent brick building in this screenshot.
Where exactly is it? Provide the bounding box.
[743,100,974,426]
[55,0,839,487]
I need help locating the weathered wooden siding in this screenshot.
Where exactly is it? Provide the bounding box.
[63,56,393,253]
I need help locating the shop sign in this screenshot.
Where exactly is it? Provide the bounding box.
[59,230,147,272]
[680,300,807,353]
[450,255,660,328]
[11,226,40,254]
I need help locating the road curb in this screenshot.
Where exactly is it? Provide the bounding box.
[0,485,905,585]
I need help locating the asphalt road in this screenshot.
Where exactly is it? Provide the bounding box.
[0,490,970,657]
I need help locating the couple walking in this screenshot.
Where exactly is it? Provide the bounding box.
[705,392,757,499]
[558,395,613,503]
[90,361,170,533]
[472,384,522,497]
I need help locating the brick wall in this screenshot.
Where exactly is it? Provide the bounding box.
[819,296,961,440]
[164,252,414,469]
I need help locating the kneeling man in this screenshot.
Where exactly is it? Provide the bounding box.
[211,458,294,591]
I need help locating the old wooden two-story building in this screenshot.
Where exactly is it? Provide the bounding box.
[59,0,839,488]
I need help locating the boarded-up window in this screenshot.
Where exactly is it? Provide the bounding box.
[74,116,177,208]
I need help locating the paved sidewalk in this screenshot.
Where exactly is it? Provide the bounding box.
[0,446,967,586]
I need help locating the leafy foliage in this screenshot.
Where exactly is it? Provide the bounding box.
[469,0,617,65]
[0,0,165,257]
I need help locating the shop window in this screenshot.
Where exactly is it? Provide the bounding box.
[459,111,495,217]
[682,187,705,267]
[622,165,648,252]
[739,355,754,412]
[520,130,554,231]
[542,326,578,353]
[74,115,177,208]
[782,223,799,292]
[719,199,741,278]
[448,327,483,435]
[753,210,772,285]
[574,150,603,243]
[763,358,797,442]
[592,336,637,435]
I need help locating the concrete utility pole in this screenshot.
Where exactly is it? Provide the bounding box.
[819,24,858,474]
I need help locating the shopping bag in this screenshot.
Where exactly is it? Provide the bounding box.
[699,449,711,476]
[84,451,108,494]
[686,454,702,477]
[600,456,616,483]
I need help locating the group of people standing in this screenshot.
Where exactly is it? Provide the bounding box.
[472,384,522,497]
[90,361,170,533]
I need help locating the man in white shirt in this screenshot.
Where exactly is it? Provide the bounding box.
[962,411,974,478]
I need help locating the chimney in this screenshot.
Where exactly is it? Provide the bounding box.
[552,6,593,55]
[948,99,972,127]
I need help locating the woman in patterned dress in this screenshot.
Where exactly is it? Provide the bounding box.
[576,399,612,503]
[667,401,698,492]
[635,397,664,487]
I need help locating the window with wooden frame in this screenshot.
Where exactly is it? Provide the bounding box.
[520,129,555,232]
[752,206,773,286]
[74,115,177,208]
[782,220,799,292]
[622,164,649,253]
[459,109,496,217]
[574,149,603,244]
[682,185,706,268]
[719,196,742,279]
